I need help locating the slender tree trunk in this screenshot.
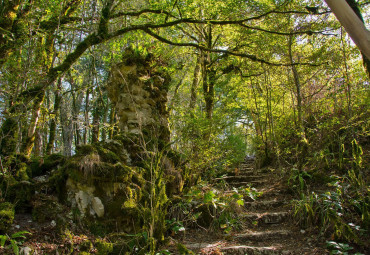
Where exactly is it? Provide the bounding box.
[189,55,201,109]
[108,105,116,140]
[33,128,42,157]
[21,90,45,156]
[46,88,61,155]
[83,88,90,144]
[288,35,307,171]
[101,100,110,142]
[91,100,101,144]
[60,97,73,156]
[201,25,215,120]
[288,35,304,133]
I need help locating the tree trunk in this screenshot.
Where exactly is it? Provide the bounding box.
[288,36,304,133]
[324,0,370,59]
[83,88,90,144]
[344,0,370,77]
[21,90,45,156]
[60,97,73,157]
[189,55,201,109]
[91,99,101,144]
[108,105,116,140]
[46,89,61,155]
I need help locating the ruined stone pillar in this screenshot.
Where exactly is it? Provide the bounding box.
[107,48,170,150]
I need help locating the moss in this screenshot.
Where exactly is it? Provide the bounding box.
[88,222,110,237]
[177,243,195,255]
[29,154,65,177]
[76,144,97,156]
[95,238,113,255]
[31,194,69,231]
[80,239,93,252]
[0,202,15,233]
[6,154,30,181]
[48,168,68,202]
[6,180,34,211]
[95,145,120,163]
[0,118,18,157]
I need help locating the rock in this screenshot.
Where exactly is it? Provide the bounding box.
[92,197,105,217]
[33,175,49,183]
[75,190,92,215]
[20,246,32,255]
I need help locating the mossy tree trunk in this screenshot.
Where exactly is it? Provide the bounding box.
[46,87,61,155]
[21,90,45,156]
[189,55,201,109]
[201,25,215,120]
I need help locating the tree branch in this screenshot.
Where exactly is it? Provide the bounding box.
[141,28,322,67]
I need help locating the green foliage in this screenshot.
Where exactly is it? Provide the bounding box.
[326,241,365,255]
[95,238,113,255]
[171,112,247,183]
[0,231,31,255]
[168,183,257,234]
[288,168,312,197]
[292,175,369,244]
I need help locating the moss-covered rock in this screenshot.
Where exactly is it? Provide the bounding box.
[95,238,113,255]
[0,202,15,233]
[29,154,65,177]
[31,194,70,231]
[6,154,30,181]
[5,180,34,211]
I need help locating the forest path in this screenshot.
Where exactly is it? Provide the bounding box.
[167,158,329,255]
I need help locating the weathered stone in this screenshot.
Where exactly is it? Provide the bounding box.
[75,190,92,216]
[20,246,32,255]
[107,47,171,151]
[92,197,104,217]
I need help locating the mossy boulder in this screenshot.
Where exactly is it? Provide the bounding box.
[31,194,71,231]
[5,153,30,181]
[95,238,113,255]
[5,180,34,211]
[28,154,65,177]
[0,202,15,233]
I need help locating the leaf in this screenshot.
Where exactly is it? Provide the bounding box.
[0,235,8,247]
[203,190,216,203]
[236,199,244,206]
[10,240,19,255]
[11,231,31,239]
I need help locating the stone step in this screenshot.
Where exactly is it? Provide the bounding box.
[241,211,290,224]
[235,229,292,242]
[240,165,254,169]
[228,180,266,187]
[245,200,287,210]
[221,245,282,255]
[216,175,266,182]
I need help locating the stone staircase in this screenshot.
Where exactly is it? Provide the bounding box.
[180,157,328,255]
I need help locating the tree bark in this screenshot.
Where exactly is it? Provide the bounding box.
[21,90,45,156]
[46,89,61,155]
[189,55,201,109]
[324,0,370,59]
[344,0,370,77]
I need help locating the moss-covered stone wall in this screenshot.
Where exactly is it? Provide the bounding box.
[107,47,171,150]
